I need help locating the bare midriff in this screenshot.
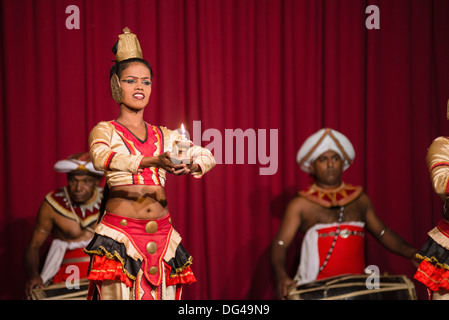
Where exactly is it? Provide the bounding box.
[106,185,169,220]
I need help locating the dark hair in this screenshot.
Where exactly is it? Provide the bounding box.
[109,58,154,80]
[109,42,154,79]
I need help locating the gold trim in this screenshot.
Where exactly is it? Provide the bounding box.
[84,246,137,281]
[45,189,100,228]
[416,253,449,271]
[170,256,194,278]
[94,223,143,261]
[62,187,95,233]
[416,267,449,285]
[89,220,191,282]
[327,130,352,165]
[35,227,50,235]
[298,129,331,167]
[299,182,363,208]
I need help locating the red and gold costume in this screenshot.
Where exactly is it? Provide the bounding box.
[294,183,365,285]
[85,212,195,300]
[85,121,214,300]
[89,120,214,187]
[40,185,102,284]
[85,28,215,300]
[45,186,101,228]
[298,182,363,208]
[292,128,365,284]
[414,136,449,299]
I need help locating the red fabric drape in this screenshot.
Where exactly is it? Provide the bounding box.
[1,0,449,299]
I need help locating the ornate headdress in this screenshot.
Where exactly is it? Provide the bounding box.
[54,152,103,176]
[110,27,144,103]
[114,27,143,62]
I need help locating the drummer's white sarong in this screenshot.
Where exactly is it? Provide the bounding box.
[40,239,92,284]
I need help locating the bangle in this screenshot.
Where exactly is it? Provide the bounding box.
[276,240,285,246]
[35,227,50,235]
[377,228,386,239]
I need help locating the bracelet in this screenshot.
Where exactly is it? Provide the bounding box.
[35,227,50,235]
[377,228,386,239]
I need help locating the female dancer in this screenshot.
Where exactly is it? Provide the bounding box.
[84,28,215,300]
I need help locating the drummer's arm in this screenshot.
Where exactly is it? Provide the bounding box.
[363,194,418,265]
[24,201,54,299]
[270,196,303,299]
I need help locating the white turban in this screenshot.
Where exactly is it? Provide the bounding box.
[54,152,104,176]
[296,128,355,173]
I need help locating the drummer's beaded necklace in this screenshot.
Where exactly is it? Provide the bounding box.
[318,206,344,273]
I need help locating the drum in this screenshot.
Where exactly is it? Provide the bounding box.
[287,274,417,300]
[31,278,90,300]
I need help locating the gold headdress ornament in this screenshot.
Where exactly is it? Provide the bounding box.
[110,27,143,103]
[115,27,143,62]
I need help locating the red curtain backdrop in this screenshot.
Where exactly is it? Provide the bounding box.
[1,0,449,300]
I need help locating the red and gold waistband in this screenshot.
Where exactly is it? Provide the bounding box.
[100,212,173,287]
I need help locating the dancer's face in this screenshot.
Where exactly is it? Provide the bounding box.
[310,150,344,188]
[120,62,152,110]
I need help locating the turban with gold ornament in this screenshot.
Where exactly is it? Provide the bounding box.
[54,152,104,176]
[296,128,355,173]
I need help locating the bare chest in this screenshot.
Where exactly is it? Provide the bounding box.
[52,214,94,241]
[300,201,366,233]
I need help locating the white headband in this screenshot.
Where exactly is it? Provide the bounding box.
[296,128,355,173]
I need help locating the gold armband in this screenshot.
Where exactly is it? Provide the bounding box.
[35,227,50,235]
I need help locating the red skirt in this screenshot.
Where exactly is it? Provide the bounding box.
[414,219,449,292]
[84,212,195,299]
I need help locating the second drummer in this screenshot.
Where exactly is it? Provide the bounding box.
[270,128,419,300]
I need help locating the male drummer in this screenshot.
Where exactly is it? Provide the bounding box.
[271,128,419,300]
[24,153,103,299]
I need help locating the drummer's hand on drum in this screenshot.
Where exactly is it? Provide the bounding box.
[277,276,294,300]
[25,276,43,300]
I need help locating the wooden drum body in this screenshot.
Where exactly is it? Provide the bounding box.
[287,274,416,300]
[31,279,90,300]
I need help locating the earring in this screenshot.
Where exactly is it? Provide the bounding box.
[110,74,124,103]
